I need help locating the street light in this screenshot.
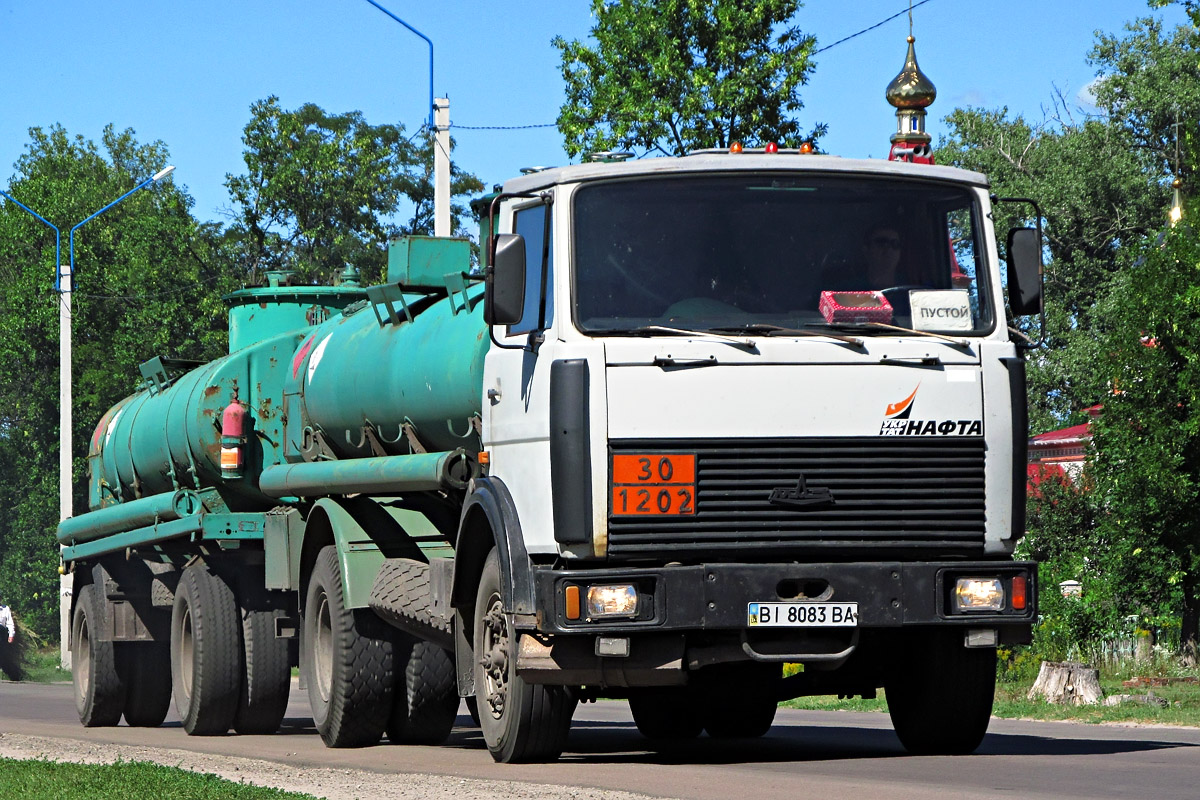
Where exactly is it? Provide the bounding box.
[357,1,450,236]
[59,164,175,664]
[360,0,433,129]
[0,190,65,661]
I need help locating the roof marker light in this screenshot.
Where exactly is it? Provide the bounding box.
[765,142,779,154]
[730,142,743,154]
[799,141,814,154]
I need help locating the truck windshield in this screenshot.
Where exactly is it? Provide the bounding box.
[572,174,992,336]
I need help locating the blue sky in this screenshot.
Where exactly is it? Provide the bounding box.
[1,1,1189,223]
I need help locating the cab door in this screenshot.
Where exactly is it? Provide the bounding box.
[481,197,565,555]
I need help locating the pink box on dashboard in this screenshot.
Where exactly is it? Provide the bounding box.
[818,291,893,324]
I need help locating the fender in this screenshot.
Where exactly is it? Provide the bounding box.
[451,476,534,616]
[302,497,442,610]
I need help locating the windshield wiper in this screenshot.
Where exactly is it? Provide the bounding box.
[595,325,757,348]
[863,322,971,346]
[710,323,864,347]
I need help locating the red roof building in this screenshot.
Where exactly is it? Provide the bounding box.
[1027,405,1101,489]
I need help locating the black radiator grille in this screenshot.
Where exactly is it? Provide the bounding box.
[607,437,987,559]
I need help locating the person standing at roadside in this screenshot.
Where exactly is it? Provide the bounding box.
[0,602,21,680]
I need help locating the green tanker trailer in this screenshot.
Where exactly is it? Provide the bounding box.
[60,240,489,743]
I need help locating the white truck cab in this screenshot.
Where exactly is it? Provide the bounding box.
[468,151,1038,759]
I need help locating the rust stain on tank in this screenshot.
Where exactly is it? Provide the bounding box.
[203,385,221,398]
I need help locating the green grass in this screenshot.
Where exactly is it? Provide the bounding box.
[0,758,319,800]
[782,678,1200,726]
[20,648,71,683]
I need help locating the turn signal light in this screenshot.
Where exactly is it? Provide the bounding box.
[565,585,581,620]
[1011,576,1027,610]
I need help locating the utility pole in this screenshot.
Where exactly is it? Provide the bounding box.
[434,97,451,237]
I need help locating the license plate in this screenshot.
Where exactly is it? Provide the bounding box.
[747,602,859,627]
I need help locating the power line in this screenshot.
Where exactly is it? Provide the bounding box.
[812,0,935,55]
[451,122,558,131]
[448,1,936,133]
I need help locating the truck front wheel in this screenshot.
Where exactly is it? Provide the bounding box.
[303,546,394,747]
[885,628,996,755]
[474,549,576,763]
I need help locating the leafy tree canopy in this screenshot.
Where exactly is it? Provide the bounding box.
[1083,229,1200,651]
[0,124,233,637]
[553,0,825,158]
[224,97,482,285]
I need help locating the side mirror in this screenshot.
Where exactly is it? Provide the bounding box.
[485,233,526,326]
[1007,227,1043,317]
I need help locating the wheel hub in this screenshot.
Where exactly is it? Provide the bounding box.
[479,594,509,720]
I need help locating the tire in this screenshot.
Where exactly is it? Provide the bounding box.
[465,696,481,727]
[72,583,125,727]
[387,635,459,745]
[369,559,454,650]
[171,562,243,735]
[703,693,778,738]
[234,575,291,735]
[885,628,996,755]
[303,546,394,747]
[629,688,703,740]
[474,549,576,763]
[118,643,172,727]
[699,664,779,739]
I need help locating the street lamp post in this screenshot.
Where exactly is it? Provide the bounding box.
[54,164,175,665]
[0,190,67,662]
[358,1,450,236]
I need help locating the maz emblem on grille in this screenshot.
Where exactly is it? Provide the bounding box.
[768,474,834,508]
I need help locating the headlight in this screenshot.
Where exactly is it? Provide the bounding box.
[954,578,1005,611]
[587,584,639,618]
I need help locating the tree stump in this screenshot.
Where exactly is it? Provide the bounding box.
[1027,661,1104,705]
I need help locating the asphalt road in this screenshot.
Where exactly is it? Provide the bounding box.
[2,680,1198,800]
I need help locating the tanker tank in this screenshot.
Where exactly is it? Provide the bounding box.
[69,240,488,548]
[81,269,368,518]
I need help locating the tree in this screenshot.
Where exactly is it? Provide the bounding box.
[1083,229,1200,654]
[936,109,1166,433]
[224,97,483,285]
[0,125,233,638]
[553,0,825,159]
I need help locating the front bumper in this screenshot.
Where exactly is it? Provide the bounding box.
[532,560,1036,635]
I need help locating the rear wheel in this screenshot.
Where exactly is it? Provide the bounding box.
[474,549,576,763]
[629,688,703,740]
[387,636,459,745]
[234,575,291,735]
[72,583,125,727]
[885,628,996,755]
[303,546,394,747]
[699,664,780,739]
[118,643,172,727]
[171,562,242,735]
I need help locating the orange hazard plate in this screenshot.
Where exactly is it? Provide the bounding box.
[611,454,695,485]
[611,454,696,516]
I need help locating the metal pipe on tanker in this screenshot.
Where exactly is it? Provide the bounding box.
[56,489,202,545]
[257,449,477,499]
